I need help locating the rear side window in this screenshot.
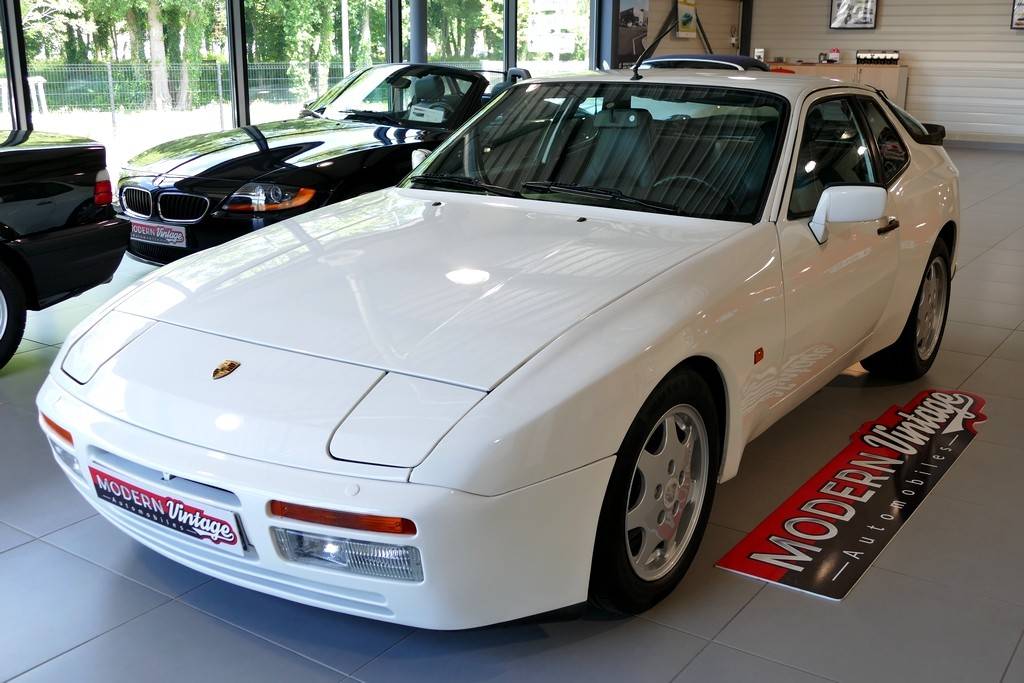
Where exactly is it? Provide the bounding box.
[789,98,877,217]
[859,98,910,183]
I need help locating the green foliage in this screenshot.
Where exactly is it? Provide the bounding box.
[22,0,590,112]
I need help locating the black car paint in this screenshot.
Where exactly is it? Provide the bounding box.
[0,130,128,309]
[120,65,489,265]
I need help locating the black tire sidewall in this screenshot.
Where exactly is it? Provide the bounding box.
[861,239,952,380]
[589,369,721,614]
[0,262,27,369]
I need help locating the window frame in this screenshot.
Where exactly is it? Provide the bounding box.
[785,92,884,221]
[854,95,912,186]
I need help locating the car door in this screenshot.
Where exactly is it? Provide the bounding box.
[770,93,899,410]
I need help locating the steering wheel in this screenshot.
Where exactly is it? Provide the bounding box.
[652,174,740,214]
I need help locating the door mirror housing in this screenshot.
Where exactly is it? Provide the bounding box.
[808,185,887,245]
[921,123,946,145]
[411,148,431,169]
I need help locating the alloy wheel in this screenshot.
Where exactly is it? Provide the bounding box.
[624,404,709,582]
[915,255,948,361]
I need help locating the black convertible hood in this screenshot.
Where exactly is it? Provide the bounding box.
[121,117,430,182]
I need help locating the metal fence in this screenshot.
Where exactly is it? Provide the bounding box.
[26,61,392,115]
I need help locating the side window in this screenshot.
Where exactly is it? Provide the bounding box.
[859,98,910,183]
[789,98,877,217]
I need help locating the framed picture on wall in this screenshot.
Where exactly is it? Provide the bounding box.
[829,0,877,29]
[1013,0,1024,29]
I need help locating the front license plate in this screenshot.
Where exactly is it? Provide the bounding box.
[89,466,244,556]
[130,220,187,248]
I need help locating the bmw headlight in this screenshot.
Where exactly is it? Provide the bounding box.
[62,311,154,384]
[222,183,316,213]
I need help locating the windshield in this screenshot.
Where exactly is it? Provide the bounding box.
[407,81,788,221]
[307,65,479,129]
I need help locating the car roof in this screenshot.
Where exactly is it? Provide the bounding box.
[520,69,876,104]
[643,54,771,71]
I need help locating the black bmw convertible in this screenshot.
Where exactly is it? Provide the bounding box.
[118,63,513,264]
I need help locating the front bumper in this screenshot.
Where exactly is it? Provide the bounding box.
[123,214,256,265]
[37,375,614,630]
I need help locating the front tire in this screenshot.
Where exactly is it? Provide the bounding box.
[589,368,720,614]
[0,262,27,369]
[861,239,951,380]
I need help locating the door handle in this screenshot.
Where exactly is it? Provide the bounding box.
[877,218,900,235]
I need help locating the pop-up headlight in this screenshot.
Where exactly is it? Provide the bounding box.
[62,311,154,384]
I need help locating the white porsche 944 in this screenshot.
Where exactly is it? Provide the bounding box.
[37,71,958,629]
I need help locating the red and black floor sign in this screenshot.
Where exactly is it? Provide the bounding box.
[717,389,987,600]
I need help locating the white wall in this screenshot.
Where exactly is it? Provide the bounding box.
[750,0,1024,142]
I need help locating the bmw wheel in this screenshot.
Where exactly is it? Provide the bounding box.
[0,261,27,369]
[861,239,951,380]
[590,368,720,614]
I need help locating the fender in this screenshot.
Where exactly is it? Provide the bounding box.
[414,222,787,495]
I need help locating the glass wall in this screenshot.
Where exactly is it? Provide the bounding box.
[426,0,503,71]
[0,42,9,125]
[7,0,597,139]
[518,0,590,76]
[20,0,232,179]
[246,0,389,125]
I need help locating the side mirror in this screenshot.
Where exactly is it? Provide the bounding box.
[411,148,431,169]
[922,122,946,145]
[808,185,887,245]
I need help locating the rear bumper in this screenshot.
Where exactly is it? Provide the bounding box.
[9,217,129,309]
[36,375,614,630]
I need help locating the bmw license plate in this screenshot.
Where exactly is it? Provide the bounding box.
[130,220,187,248]
[89,466,245,556]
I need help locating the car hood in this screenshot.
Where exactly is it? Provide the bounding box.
[121,117,430,182]
[116,188,743,390]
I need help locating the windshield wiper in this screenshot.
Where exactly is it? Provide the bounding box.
[521,181,680,215]
[300,107,324,119]
[341,110,403,127]
[409,174,521,198]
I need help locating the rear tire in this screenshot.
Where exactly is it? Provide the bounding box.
[861,239,951,380]
[589,368,720,614]
[0,262,27,369]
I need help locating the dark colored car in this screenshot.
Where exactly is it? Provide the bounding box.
[119,63,502,265]
[640,54,772,71]
[0,130,129,367]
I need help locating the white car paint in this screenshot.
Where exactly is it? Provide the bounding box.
[37,70,959,629]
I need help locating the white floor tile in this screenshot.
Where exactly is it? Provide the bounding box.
[941,321,1012,357]
[642,524,765,639]
[717,568,1024,683]
[673,643,834,683]
[962,356,1024,400]
[13,600,342,683]
[0,542,168,680]
[994,331,1024,361]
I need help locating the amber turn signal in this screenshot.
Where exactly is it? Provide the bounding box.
[269,500,417,535]
[40,413,74,446]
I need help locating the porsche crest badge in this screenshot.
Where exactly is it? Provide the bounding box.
[212,360,241,380]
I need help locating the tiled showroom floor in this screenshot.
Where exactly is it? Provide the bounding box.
[3,147,1024,683]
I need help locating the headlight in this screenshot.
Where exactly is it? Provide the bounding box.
[62,311,154,384]
[222,183,316,213]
